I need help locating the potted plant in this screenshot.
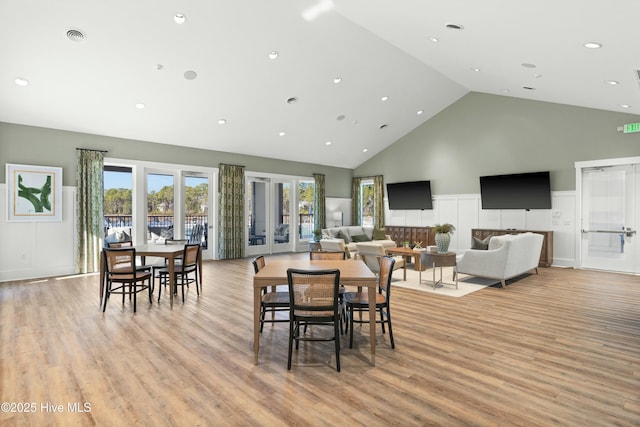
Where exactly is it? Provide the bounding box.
[432,223,455,253]
[313,228,323,242]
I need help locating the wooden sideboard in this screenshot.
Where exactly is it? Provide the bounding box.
[471,229,553,267]
[384,225,435,248]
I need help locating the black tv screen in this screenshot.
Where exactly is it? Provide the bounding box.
[386,181,433,210]
[480,171,552,210]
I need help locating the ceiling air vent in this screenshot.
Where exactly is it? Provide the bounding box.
[66,29,86,42]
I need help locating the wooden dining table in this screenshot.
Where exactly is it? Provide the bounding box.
[100,244,202,309]
[252,259,378,366]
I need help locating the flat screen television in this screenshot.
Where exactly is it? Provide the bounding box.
[386,180,433,210]
[479,171,552,210]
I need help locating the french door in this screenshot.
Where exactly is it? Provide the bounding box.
[246,176,294,256]
[578,159,639,273]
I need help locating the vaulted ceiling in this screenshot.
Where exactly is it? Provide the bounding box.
[2,0,638,169]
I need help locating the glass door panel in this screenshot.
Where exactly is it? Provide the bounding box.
[273,182,291,249]
[184,173,210,258]
[247,179,268,256]
[147,173,175,243]
[580,164,637,272]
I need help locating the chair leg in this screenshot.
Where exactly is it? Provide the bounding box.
[132,282,137,313]
[287,318,295,370]
[349,306,355,349]
[386,309,395,349]
[379,308,385,334]
[148,278,153,305]
[334,315,341,372]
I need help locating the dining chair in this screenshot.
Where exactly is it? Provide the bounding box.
[344,255,395,349]
[286,268,342,371]
[107,241,153,275]
[309,250,347,333]
[309,250,346,260]
[355,242,406,280]
[156,243,200,302]
[152,238,189,289]
[102,247,153,313]
[252,256,289,332]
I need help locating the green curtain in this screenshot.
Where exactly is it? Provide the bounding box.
[313,173,326,231]
[218,164,245,259]
[373,175,385,229]
[76,149,104,274]
[351,177,362,226]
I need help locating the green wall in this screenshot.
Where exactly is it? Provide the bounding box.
[355,92,640,195]
[0,122,353,197]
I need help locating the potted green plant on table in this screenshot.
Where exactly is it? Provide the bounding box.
[432,223,455,253]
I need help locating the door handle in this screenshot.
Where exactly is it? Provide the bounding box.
[581,229,625,234]
[625,228,636,237]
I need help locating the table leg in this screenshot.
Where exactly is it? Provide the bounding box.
[168,257,175,308]
[254,286,261,364]
[368,284,376,366]
[99,251,105,307]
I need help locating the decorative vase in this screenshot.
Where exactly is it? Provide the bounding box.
[435,233,450,253]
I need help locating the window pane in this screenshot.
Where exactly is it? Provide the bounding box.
[361,181,374,227]
[103,167,132,238]
[298,180,315,239]
[273,182,290,244]
[185,175,208,249]
[147,173,174,242]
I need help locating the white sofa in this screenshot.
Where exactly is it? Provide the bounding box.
[455,232,544,288]
[321,226,396,255]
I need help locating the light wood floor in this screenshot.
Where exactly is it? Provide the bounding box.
[1,252,639,426]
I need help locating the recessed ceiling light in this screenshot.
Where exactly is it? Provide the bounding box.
[521,63,537,69]
[66,29,86,42]
[174,13,186,24]
[154,64,164,71]
[584,42,602,49]
[363,148,368,153]
[352,120,358,125]
[501,88,511,93]
[336,115,345,121]
[217,119,227,125]
[445,23,464,30]
[428,37,439,42]
[471,67,481,72]
[135,103,145,109]
[286,97,297,104]
[325,141,332,146]
[417,110,423,115]
[381,96,389,102]
[14,77,29,86]
[279,131,286,136]
[333,77,342,84]
[379,124,388,129]
[604,80,619,85]
[620,104,631,108]
[523,86,536,90]
[184,70,198,80]
[268,51,279,60]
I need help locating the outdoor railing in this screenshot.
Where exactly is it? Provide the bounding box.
[104,214,208,249]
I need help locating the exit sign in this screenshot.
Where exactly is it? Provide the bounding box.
[623,123,640,133]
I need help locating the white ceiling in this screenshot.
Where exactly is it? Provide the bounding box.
[2,0,639,169]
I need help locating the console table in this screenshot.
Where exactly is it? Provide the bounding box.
[471,229,553,267]
[384,225,435,248]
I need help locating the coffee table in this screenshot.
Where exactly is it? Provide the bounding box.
[419,251,458,289]
[386,247,426,271]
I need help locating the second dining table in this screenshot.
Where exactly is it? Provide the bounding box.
[252,258,378,366]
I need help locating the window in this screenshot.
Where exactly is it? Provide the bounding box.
[298,180,315,239]
[103,166,133,238]
[360,179,374,227]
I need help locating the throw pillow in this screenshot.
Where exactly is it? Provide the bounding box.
[471,235,492,250]
[336,230,351,243]
[351,234,370,243]
[372,228,387,240]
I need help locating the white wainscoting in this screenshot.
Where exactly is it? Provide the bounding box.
[385,191,577,268]
[0,184,77,282]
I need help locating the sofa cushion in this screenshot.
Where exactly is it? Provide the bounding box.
[336,230,351,243]
[471,235,492,250]
[372,228,387,240]
[351,234,370,243]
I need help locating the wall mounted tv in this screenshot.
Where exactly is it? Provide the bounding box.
[386,180,433,210]
[479,171,552,210]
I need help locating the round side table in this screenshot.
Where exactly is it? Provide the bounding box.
[419,251,458,289]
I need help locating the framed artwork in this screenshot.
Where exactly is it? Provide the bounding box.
[6,163,63,222]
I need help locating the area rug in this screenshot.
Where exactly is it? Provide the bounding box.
[390,266,498,297]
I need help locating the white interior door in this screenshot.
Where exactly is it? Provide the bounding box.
[579,163,638,273]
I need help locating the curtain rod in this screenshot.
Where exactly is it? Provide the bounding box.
[76,148,108,153]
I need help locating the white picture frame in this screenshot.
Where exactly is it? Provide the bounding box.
[6,163,63,222]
